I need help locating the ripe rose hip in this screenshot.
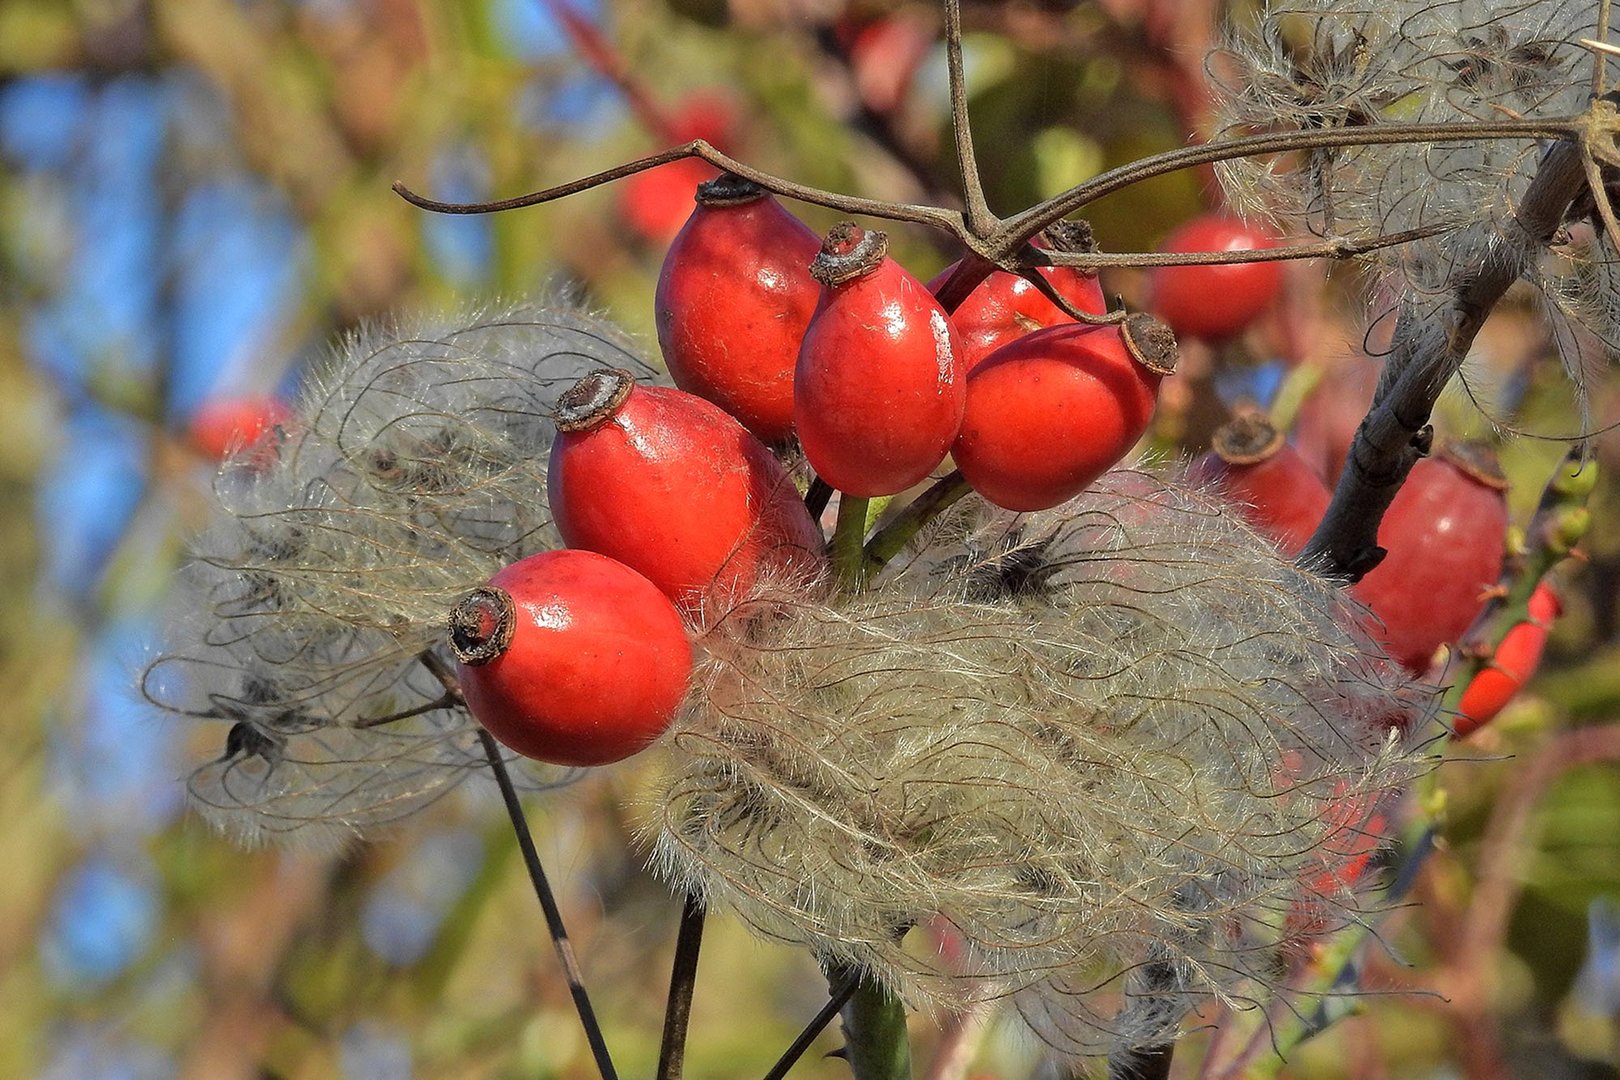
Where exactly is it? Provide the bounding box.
[1147,214,1283,342]
[930,224,1108,370]
[795,223,965,497]
[1187,414,1331,557]
[547,369,825,614]
[655,174,821,443]
[1352,444,1509,675]
[1453,582,1560,738]
[951,316,1173,512]
[448,550,692,767]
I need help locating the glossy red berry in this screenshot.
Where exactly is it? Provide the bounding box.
[655,174,822,443]
[1187,414,1331,557]
[930,225,1108,371]
[448,550,692,767]
[951,316,1173,512]
[1453,582,1560,737]
[189,394,292,460]
[1147,215,1283,342]
[547,369,825,614]
[1352,444,1509,675]
[795,223,966,497]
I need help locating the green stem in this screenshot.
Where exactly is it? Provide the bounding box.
[862,472,973,576]
[836,970,913,1080]
[833,494,872,591]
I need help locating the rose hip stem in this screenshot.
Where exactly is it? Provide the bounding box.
[418,652,621,1080]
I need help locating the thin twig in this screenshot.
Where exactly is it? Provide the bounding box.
[1038,222,1455,270]
[657,893,707,1080]
[476,726,621,1080]
[418,653,621,1080]
[394,143,960,230]
[536,0,678,142]
[762,973,863,1080]
[1003,117,1579,254]
[944,0,996,238]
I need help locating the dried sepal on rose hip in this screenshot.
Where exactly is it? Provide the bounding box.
[951,314,1173,513]
[795,222,965,497]
[655,174,822,444]
[1453,581,1561,738]
[448,549,694,767]
[1352,442,1510,675]
[1187,413,1331,557]
[930,222,1108,371]
[547,368,825,616]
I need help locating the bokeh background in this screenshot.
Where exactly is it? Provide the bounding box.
[3,0,1620,1077]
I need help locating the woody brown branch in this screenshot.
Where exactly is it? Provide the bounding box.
[1299,138,1591,580]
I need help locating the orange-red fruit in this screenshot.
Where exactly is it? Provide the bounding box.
[1147,215,1283,342]
[621,158,720,243]
[930,227,1109,370]
[655,174,822,443]
[952,321,1166,512]
[1453,582,1561,737]
[1352,444,1509,675]
[547,369,825,614]
[449,550,692,767]
[795,223,965,497]
[189,394,292,460]
[1187,414,1331,557]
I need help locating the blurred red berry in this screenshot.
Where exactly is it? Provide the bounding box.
[1148,215,1283,342]
[188,394,292,460]
[1188,414,1331,557]
[1292,352,1382,486]
[1453,582,1561,737]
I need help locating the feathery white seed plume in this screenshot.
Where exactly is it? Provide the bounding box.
[145,301,661,847]
[651,469,1430,1060]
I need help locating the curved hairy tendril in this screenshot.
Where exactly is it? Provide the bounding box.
[145,301,661,847]
[648,469,1432,1061]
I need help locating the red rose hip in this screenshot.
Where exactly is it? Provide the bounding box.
[1352,443,1510,674]
[1147,214,1283,342]
[547,369,825,614]
[795,223,966,497]
[930,223,1108,371]
[655,174,822,443]
[448,550,693,767]
[1187,414,1331,556]
[951,316,1173,512]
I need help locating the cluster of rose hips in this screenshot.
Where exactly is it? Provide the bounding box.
[446,173,1187,769]
[1188,411,1557,736]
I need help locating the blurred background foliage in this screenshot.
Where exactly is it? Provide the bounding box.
[3,0,1620,1077]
